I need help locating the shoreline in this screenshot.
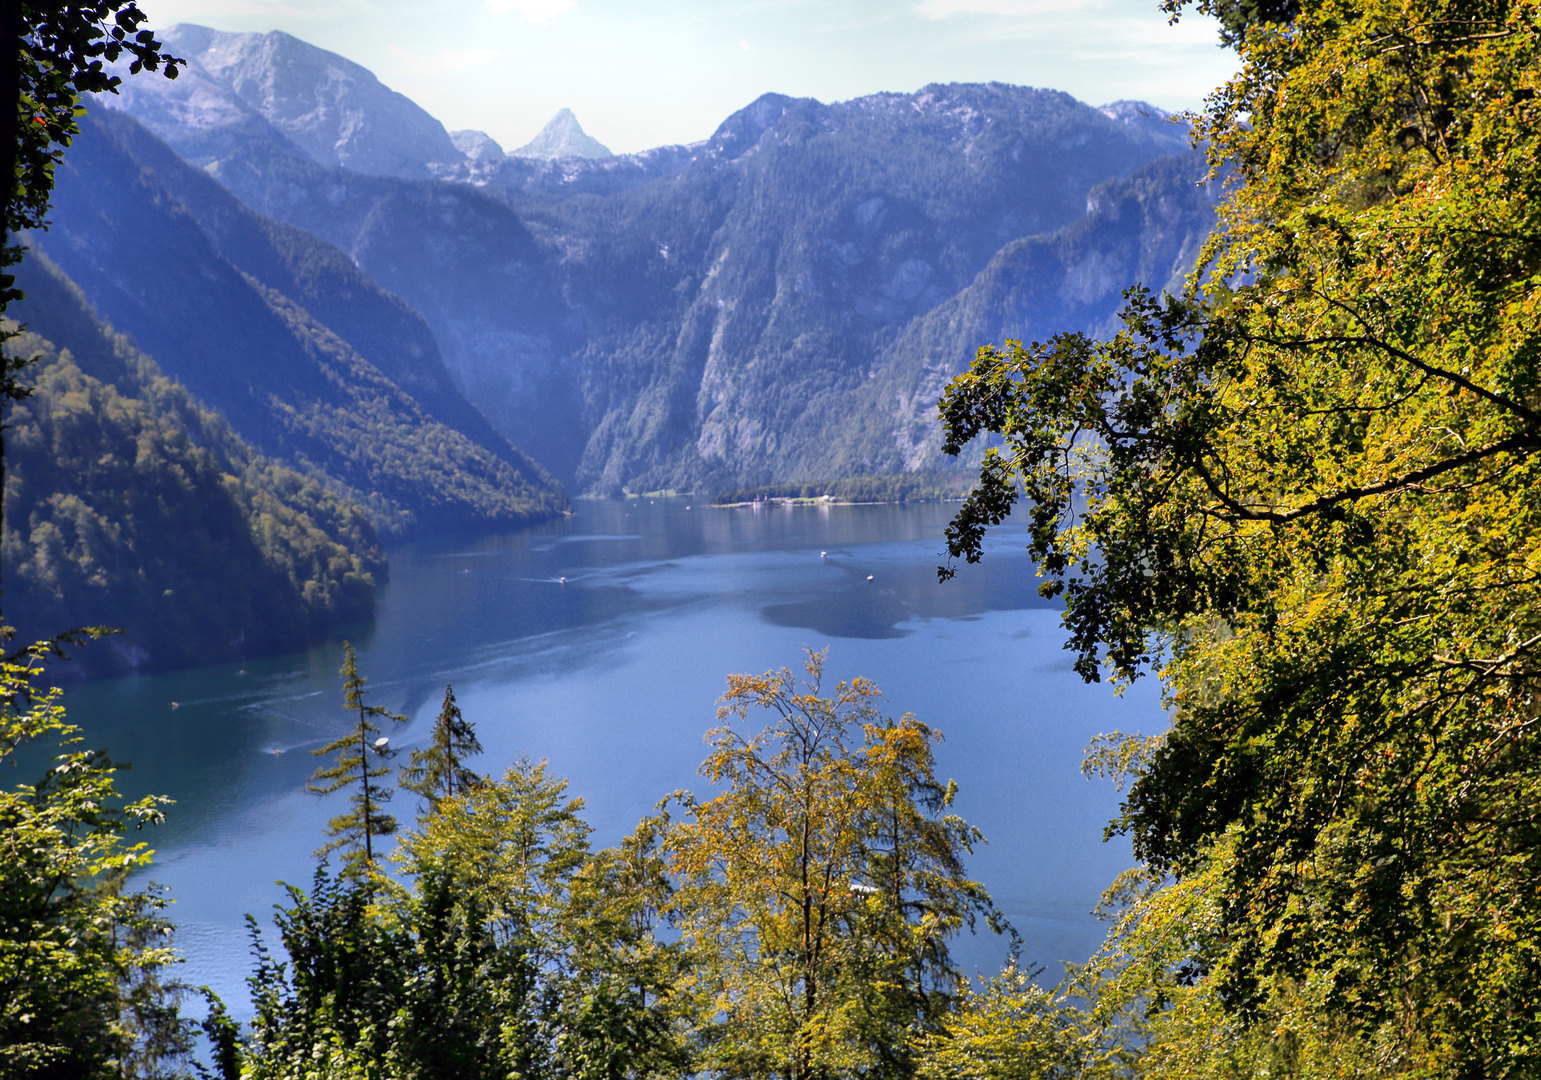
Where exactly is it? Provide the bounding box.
[710,495,966,508]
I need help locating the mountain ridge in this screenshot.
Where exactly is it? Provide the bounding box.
[92,28,1213,498]
[28,109,567,537]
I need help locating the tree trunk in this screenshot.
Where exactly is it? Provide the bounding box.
[361,719,374,867]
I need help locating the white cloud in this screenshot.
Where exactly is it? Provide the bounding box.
[739,38,752,50]
[485,0,575,22]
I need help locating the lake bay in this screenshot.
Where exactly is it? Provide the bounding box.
[61,498,1165,1011]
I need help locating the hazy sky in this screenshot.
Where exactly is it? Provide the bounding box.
[133,0,1240,155]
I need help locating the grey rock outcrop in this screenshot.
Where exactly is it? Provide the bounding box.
[97,24,1215,497]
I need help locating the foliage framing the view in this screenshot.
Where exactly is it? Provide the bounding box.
[938,0,1541,1071]
[0,640,207,1078]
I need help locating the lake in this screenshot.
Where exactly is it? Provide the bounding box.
[59,497,1165,1011]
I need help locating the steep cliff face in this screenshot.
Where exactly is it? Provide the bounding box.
[556,87,1201,494]
[842,151,1219,478]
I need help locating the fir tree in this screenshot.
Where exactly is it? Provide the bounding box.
[308,641,405,879]
[401,683,484,811]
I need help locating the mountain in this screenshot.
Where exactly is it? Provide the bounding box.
[4,257,386,677]
[29,109,567,538]
[512,109,613,159]
[551,88,1205,493]
[108,24,467,178]
[101,30,1215,496]
[452,129,506,162]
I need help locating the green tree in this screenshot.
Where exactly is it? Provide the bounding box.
[664,650,1009,1080]
[389,758,688,1080]
[397,757,590,955]
[913,963,1123,1080]
[0,639,204,1079]
[245,865,410,1080]
[309,641,405,880]
[937,0,1541,1069]
[245,756,689,1080]
[400,683,482,811]
[555,820,692,1080]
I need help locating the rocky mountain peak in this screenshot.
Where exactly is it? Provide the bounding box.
[146,24,466,178]
[705,93,801,161]
[512,109,611,159]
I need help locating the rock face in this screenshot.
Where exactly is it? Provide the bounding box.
[99,28,1219,496]
[108,23,467,177]
[512,108,612,159]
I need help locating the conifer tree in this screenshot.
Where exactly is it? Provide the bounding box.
[308,641,405,879]
[400,682,483,811]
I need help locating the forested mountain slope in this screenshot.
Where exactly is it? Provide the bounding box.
[103,28,1214,495]
[4,260,385,676]
[86,108,517,464]
[30,111,566,538]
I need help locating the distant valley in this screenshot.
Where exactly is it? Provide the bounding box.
[6,24,1217,671]
[98,25,1218,492]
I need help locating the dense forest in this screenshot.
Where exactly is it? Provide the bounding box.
[25,109,568,540]
[7,0,1541,1076]
[3,262,384,675]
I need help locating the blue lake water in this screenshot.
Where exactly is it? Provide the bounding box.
[60,498,1165,1012]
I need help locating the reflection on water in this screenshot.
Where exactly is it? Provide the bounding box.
[53,499,1163,1011]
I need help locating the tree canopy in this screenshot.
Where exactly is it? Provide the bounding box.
[664,650,1011,1080]
[0,640,211,1079]
[938,0,1541,1070]
[400,684,483,812]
